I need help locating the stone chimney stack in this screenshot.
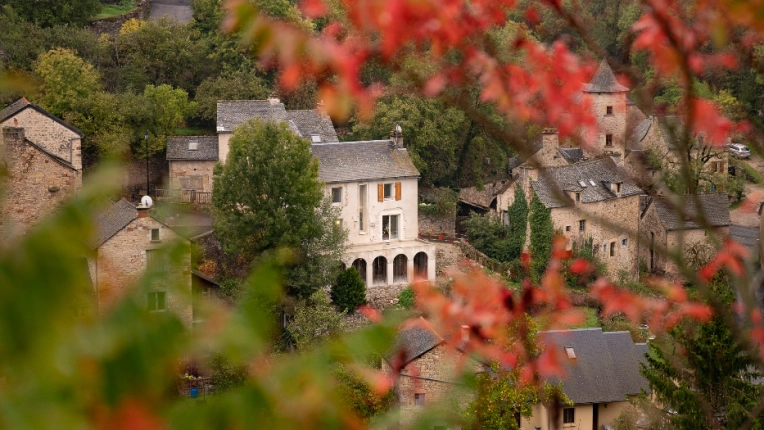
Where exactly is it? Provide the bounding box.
[1,126,25,150]
[390,124,404,149]
[267,95,281,105]
[542,127,559,148]
[136,205,150,219]
[317,99,326,115]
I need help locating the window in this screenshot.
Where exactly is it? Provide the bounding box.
[384,183,393,199]
[575,192,580,203]
[382,215,399,240]
[359,185,366,232]
[146,250,165,272]
[610,241,616,257]
[151,228,160,241]
[148,291,166,312]
[579,220,586,232]
[563,407,575,424]
[565,225,570,232]
[616,182,622,193]
[414,393,426,407]
[606,106,613,115]
[565,346,576,359]
[188,141,198,151]
[605,134,613,147]
[331,187,342,204]
[310,133,322,143]
[622,238,628,246]
[711,161,722,173]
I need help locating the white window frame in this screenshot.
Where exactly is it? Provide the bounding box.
[331,187,342,205]
[382,214,400,240]
[383,183,393,200]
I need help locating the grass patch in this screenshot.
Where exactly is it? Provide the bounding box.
[731,159,763,184]
[92,0,136,20]
[174,127,216,136]
[534,306,599,330]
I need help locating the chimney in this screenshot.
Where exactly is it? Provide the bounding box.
[542,127,559,148]
[136,205,150,218]
[2,126,25,147]
[267,95,281,105]
[317,99,326,115]
[390,124,403,149]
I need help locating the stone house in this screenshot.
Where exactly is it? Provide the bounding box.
[90,199,193,326]
[626,115,729,193]
[503,157,645,278]
[638,193,730,275]
[312,132,437,291]
[458,178,516,219]
[0,127,81,237]
[166,136,218,202]
[382,318,476,424]
[522,328,650,430]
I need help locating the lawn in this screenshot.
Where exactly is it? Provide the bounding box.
[92,0,136,20]
[534,306,600,330]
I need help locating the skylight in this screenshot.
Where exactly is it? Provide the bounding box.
[311,134,322,143]
[188,141,198,151]
[589,179,596,186]
[578,180,587,187]
[565,346,576,359]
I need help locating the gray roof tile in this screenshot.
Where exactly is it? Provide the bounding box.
[389,318,444,366]
[558,147,584,161]
[0,98,30,122]
[94,199,137,247]
[531,157,644,208]
[583,59,630,93]
[167,136,218,161]
[311,140,420,183]
[650,194,730,230]
[540,328,649,404]
[628,117,652,151]
[286,110,339,143]
[459,179,515,210]
[216,100,288,133]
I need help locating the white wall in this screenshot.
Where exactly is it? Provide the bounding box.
[326,177,420,246]
[218,133,231,164]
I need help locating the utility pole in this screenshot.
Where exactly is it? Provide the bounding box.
[145,130,149,196]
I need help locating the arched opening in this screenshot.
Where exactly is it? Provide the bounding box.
[393,254,408,283]
[352,258,367,284]
[372,256,387,285]
[414,252,428,280]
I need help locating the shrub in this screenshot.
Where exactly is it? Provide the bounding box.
[397,287,415,309]
[331,268,367,313]
[287,290,344,351]
[208,352,248,393]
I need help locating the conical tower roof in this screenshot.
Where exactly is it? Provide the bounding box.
[583,59,629,93]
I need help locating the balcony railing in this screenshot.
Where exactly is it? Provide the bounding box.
[155,189,212,205]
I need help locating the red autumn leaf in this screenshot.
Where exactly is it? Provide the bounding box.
[569,258,591,275]
[300,0,326,17]
[691,98,731,146]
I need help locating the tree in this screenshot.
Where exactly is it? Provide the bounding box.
[529,191,553,278]
[287,290,344,351]
[506,185,529,261]
[139,84,197,157]
[1,0,101,27]
[33,48,102,117]
[331,268,366,313]
[641,279,764,429]
[463,212,514,262]
[194,71,271,125]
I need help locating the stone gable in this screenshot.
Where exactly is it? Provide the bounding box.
[1,105,82,171]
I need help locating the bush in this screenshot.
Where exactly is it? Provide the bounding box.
[287,290,344,351]
[331,268,367,313]
[397,287,414,309]
[208,352,248,393]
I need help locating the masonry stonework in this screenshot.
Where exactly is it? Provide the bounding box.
[169,160,216,192]
[1,107,82,172]
[583,92,629,162]
[92,215,192,326]
[0,128,78,237]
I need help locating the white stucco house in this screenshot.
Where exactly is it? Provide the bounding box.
[312,132,437,287]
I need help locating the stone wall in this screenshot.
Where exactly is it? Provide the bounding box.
[0,127,78,238]
[365,283,408,309]
[88,0,151,35]
[123,152,169,192]
[582,92,629,162]
[93,212,192,326]
[169,160,216,192]
[418,210,455,236]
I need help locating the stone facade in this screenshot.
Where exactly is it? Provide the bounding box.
[417,210,456,237]
[91,210,192,326]
[522,400,632,430]
[582,92,629,162]
[0,127,79,237]
[1,104,83,183]
[168,160,216,192]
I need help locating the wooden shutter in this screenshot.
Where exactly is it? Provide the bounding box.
[378,184,384,202]
[395,182,402,200]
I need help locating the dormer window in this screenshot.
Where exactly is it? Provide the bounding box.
[311,134,322,143]
[188,141,198,151]
[610,181,623,194]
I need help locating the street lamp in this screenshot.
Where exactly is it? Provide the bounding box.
[144,130,149,196]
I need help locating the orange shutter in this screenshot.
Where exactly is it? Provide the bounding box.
[378,184,384,202]
[395,182,402,200]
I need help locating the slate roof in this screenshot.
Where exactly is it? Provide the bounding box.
[558,147,584,162]
[311,140,420,183]
[18,136,76,170]
[459,179,514,210]
[628,117,653,151]
[583,59,630,93]
[530,157,643,208]
[539,328,650,404]
[94,199,138,247]
[286,110,339,143]
[648,194,730,230]
[166,136,219,161]
[0,98,84,137]
[388,317,444,366]
[216,100,288,133]
[507,135,544,171]
[629,116,690,151]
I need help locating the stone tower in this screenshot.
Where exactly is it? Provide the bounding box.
[582,59,630,163]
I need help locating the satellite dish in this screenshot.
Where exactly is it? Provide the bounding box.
[141,195,153,208]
